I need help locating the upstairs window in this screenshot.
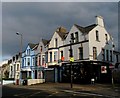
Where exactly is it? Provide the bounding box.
[105,34,108,44]
[17,64,19,71]
[42,55,45,65]
[110,50,112,62]
[55,38,58,48]
[106,50,109,61]
[79,47,83,60]
[28,58,30,66]
[27,49,30,55]
[93,47,97,60]
[116,55,119,62]
[39,55,41,66]
[71,33,74,43]
[40,46,43,52]
[61,51,63,58]
[33,57,35,66]
[96,30,99,41]
[75,32,79,43]
[102,48,105,61]
[24,58,26,66]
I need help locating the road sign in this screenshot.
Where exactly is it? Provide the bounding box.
[101,66,107,73]
[70,57,74,62]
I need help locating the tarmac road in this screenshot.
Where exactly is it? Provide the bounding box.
[2,83,120,98]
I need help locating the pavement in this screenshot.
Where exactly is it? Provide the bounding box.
[2,83,120,98]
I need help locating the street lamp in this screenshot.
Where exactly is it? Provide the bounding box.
[69,40,73,88]
[16,32,23,57]
[16,32,23,81]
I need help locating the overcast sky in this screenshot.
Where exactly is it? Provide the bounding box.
[2,2,119,61]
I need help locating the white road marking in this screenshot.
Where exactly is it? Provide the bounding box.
[63,90,113,98]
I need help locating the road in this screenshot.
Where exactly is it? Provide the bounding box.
[2,83,120,98]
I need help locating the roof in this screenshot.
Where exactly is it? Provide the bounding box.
[74,24,97,34]
[113,50,120,54]
[28,43,38,50]
[56,31,68,40]
[42,39,50,46]
[56,26,68,40]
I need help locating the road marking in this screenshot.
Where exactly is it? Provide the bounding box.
[63,90,113,98]
[28,91,41,96]
[14,92,35,96]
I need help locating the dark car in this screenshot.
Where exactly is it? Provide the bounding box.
[113,62,120,83]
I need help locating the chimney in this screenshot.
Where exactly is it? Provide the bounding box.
[96,16,104,27]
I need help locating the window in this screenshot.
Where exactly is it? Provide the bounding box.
[24,58,26,66]
[35,56,37,66]
[116,55,118,62]
[22,59,24,67]
[71,33,74,43]
[27,49,30,55]
[93,47,97,60]
[40,46,43,52]
[54,51,57,61]
[79,47,83,60]
[61,51,63,58]
[106,50,109,61]
[69,48,73,57]
[105,34,108,44]
[39,55,41,66]
[110,50,112,62]
[28,58,30,66]
[17,64,19,71]
[55,38,58,48]
[33,57,35,66]
[45,52,48,63]
[75,32,79,42]
[42,55,45,65]
[14,64,16,71]
[102,48,105,61]
[50,52,52,62]
[96,30,99,41]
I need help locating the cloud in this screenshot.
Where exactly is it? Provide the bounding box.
[2,2,118,60]
[1,0,119,2]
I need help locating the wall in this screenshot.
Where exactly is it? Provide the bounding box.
[89,25,113,62]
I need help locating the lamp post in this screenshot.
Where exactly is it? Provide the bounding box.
[69,40,73,88]
[16,32,23,81]
[16,32,23,57]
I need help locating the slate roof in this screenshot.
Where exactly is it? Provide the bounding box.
[42,39,50,46]
[56,26,68,40]
[56,31,68,40]
[28,43,38,50]
[74,24,97,34]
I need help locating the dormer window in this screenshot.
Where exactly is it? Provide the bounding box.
[96,30,99,41]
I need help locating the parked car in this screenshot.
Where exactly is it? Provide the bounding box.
[112,62,120,83]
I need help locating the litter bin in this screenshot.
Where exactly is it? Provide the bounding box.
[22,79,27,85]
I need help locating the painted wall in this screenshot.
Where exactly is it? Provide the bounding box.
[89,25,114,62]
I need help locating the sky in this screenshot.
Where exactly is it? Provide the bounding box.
[1,2,119,62]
